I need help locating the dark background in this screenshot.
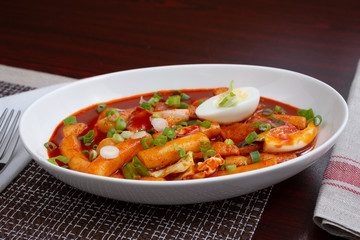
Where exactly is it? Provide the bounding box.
[1,1,359,239]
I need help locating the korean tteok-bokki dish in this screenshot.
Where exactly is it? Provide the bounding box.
[45,81,322,181]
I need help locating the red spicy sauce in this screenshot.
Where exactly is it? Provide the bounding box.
[48,89,314,159]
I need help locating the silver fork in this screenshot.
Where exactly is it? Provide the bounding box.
[0,109,21,172]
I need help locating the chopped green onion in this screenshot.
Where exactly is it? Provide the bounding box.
[251,122,262,128]
[141,101,151,111]
[174,143,188,158]
[141,137,154,149]
[44,142,57,151]
[250,150,261,163]
[224,139,234,145]
[154,135,168,146]
[177,102,189,109]
[200,142,212,152]
[96,103,107,113]
[163,127,176,140]
[199,100,205,105]
[148,92,162,107]
[47,155,70,167]
[274,105,285,114]
[245,131,258,144]
[82,150,89,155]
[179,121,188,126]
[236,140,247,148]
[226,164,237,171]
[196,120,211,128]
[106,109,120,122]
[180,93,190,100]
[187,120,197,126]
[121,131,134,139]
[259,123,271,131]
[262,108,273,116]
[132,156,150,177]
[220,160,226,170]
[115,117,127,131]
[165,95,181,107]
[89,149,97,161]
[63,116,77,126]
[107,128,117,138]
[204,149,217,160]
[297,108,314,121]
[83,130,95,145]
[122,162,140,179]
[313,115,322,126]
[112,133,125,143]
[92,144,98,149]
[152,113,160,118]
[269,117,285,125]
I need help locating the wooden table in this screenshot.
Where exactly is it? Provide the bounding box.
[1,1,359,239]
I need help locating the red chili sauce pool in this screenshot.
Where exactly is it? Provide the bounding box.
[48,88,315,165]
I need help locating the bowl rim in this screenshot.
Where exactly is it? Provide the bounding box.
[19,63,349,187]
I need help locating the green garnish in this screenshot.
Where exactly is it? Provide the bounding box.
[174,143,188,158]
[226,164,237,171]
[154,135,168,146]
[224,139,234,145]
[63,116,77,126]
[250,150,261,163]
[89,149,97,161]
[106,109,120,122]
[165,95,181,107]
[96,103,107,113]
[245,131,258,144]
[141,137,154,149]
[115,117,127,131]
[44,142,57,151]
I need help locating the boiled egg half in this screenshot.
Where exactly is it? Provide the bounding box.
[196,86,260,124]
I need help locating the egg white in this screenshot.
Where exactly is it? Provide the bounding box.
[195,87,260,124]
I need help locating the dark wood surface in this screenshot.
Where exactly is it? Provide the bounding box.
[1,1,359,239]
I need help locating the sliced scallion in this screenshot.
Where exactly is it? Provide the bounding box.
[44,142,57,151]
[154,135,168,146]
[165,95,181,107]
[107,128,117,138]
[262,108,273,116]
[226,164,237,171]
[245,131,258,144]
[96,103,107,113]
[274,105,285,114]
[250,150,261,163]
[163,127,176,140]
[200,142,212,152]
[174,143,188,158]
[177,102,189,109]
[115,117,127,131]
[141,137,154,149]
[89,149,97,161]
[106,109,120,122]
[63,116,77,126]
[196,120,211,128]
[224,139,234,145]
[132,156,150,177]
[141,101,151,111]
[112,133,125,143]
[204,149,217,160]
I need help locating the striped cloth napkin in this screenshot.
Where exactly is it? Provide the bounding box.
[314,60,360,240]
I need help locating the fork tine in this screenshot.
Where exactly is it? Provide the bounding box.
[0,108,8,125]
[0,128,20,171]
[0,110,21,159]
[0,109,14,145]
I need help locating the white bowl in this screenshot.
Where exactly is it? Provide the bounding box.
[19,64,348,205]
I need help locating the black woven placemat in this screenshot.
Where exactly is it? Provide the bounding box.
[0,80,272,240]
